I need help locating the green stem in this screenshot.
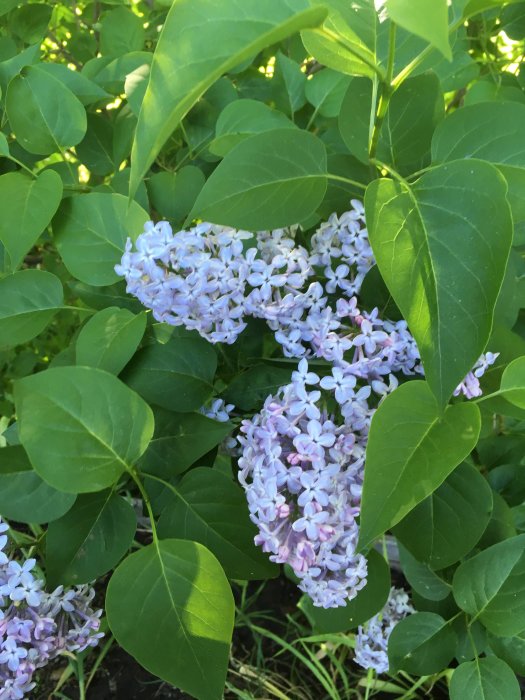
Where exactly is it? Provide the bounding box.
[129,468,159,546]
[326,173,367,190]
[8,156,36,178]
[391,19,463,89]
[369,22,396,161]
[369,158,408,187]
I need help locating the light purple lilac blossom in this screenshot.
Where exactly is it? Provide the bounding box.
[115,201,498,399]
[0,519,103,699]
[354,586,414,674]
[238,358,371,608]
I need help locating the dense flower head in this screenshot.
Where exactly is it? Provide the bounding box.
[354,586,414,674]
[0,518,103,699]
[238,358,372,608]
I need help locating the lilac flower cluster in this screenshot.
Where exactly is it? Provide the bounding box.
[114,201,375,355]
[238,359,371,608]
[0,520,103,699]
[354,586,414,674]
[115,203,498,399]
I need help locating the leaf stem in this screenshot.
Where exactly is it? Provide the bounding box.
[369,22,396,161]
[129,468,159,546]
[326,173,367,190]
[391,19,463,90]
[369,158,408,187]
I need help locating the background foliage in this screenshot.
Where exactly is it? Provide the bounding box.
[2,0,525,698]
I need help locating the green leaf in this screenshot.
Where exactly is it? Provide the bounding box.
[75,307,146,375]
[157,467,277,580]
[0,43,39,97]
[298,549,390,632]
[0,169,63,270]
[305,68,351,119]
[388,612,457,675]
[106,540,234,700]
[301,0,379,78]
[53,193,149,286]
[191,129,327,230]
[76,114,115,176]
[37,63,110,105]
[339,72,444,172]
[359,381,481,549]
[432,102,525,244]
[498,356,525,409]
[365,161,512,408]
[9,3,51,44]
[46,490,136,587]
[0,269,63,349]
[123,335,217,412]
[6,65,87,155]
[273,51,306,116]
[208,99,295,157]
[146,167,205,222]
[15,366,154,493]
[387,0,451,59]
[100,7,145,57]
[139,408,233,478]
[130,0,327,197]
[398,543,452,601]
[393,463,493,569]
[453,534,525,636]
[450,658,520,700]
[0,445,75,523]
[488,631,525,676]
[223,365,292,411]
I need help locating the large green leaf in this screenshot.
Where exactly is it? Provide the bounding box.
[0,445,75,524]
[365,161,512,408]
[53,193,149,286]
[123,335,217,412]
[15,366,154,493]
[208,99,295,157]
[146,166,205,222]
[387,0,451,59]
[106,540,234,700]
[0,270,63,349]
[129,0,327,196]
[139,408,233,478]
[298,549,390,632]
[393,463,493,569]
[223,365,292,411]
[301,0,379,78]
[0,170,63,270]
[398,543,452,601]
[339,72,444,172]
[157,467,277,580]
[190,129,327,230]
[358,381,481,549]
[388,612,457,675]
[450,658,520,700]
[99,7,145,57]
[75,306,146,375]
[6,65,86,154]
[46,490,137,587]
[432,101,525,243]
[488,631,525,676]
[453,534,525,636]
